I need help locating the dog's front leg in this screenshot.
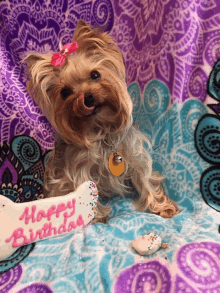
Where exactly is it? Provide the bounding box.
[130,163,179,218]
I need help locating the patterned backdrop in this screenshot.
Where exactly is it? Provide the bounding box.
[0,0,220,292]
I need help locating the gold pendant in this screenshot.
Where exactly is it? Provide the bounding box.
[108,152,125,176]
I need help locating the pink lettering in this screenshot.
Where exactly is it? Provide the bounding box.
[64,199,76,218]
[67,221,76,232]
[76,214,84,227]
[56,203,67,218]
[36,210,46,222]
[41,223,50,237]
[47,222,57,236]
[46,205,56,221]
[6,200,86,249]
[19,205,36,225]
[58,217,67,234]
[5,228,30,247]
[35,229,44,240]
[29,228,37,242]
[67,214,84,232]
[67,200,73,209]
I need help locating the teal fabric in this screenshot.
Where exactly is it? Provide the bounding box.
[1,0,220,290]
[16,81,220,292]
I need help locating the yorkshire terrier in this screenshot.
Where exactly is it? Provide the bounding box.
[26,20,179,223]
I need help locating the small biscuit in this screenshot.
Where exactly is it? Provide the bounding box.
[132,232,162,256]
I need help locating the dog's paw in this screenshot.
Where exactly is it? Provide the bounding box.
[92,215,108,224]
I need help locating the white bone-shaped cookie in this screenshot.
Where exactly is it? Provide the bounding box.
[132,233,162,256]
[0,181,98,261]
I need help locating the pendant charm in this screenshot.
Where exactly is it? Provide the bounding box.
[113,153,123,164]
[109,152,125,176]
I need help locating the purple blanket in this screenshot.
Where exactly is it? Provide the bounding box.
[0,0,220,292]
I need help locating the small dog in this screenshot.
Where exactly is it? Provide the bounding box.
[26,20,178,223]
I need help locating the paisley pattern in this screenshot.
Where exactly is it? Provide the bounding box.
[0,243,35,274]
[195,59,220,212]
[0,136,46,203]
[0,0,220,147]
[195,115,220,165]
[207,59,220,106]
[0,135,48,273]
[0,81,218,292]
[17,284,53,293]
[0,0,220,292]
[114,242,220,293]
[132,80,209,210]
[0,263,53,292]
[114,261,172,293]
[0,265,22,293]
[200,166,220,212]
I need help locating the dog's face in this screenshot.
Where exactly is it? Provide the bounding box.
[26,20,133,148]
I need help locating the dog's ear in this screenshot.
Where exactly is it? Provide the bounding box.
[26,53,59,121]
[73,20,98,43]
[26,53,59,72]
[73,19,116,51]
[73,19,93,39]
[26,54,45,70]
[25,53,57,81]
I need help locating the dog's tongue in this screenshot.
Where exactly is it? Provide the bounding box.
[76,94,95,116]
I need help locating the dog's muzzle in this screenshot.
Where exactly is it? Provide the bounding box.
[73,93,95,116]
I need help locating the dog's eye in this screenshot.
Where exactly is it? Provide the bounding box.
[60,87,73,100]
[90,70,101,81]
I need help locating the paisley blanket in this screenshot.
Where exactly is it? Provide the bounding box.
[0,0,220,292]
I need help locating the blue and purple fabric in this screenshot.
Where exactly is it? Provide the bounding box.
[0,0,220,292]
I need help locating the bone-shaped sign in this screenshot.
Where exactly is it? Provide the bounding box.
[0,181,98,261]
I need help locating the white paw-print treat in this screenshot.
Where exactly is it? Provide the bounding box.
[0,181,98,261]
[132,233,162,256]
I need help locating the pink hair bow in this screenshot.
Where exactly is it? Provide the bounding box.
[51,42,78,67]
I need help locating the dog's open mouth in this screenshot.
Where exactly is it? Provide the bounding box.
[74,94,102,117]
[77,94,95,116]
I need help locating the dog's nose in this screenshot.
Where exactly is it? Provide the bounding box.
[84,93,95,107]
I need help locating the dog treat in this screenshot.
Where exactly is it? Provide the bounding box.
[132,233,162,256]
[161,243,168,249]
[0,181,98,261]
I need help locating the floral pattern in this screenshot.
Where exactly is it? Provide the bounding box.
[0,264,53,292]
[0,81,218,292]
[0,0,220,147]
[114,242,220,293]
[195,59,220,212]
[0,0,220,292]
